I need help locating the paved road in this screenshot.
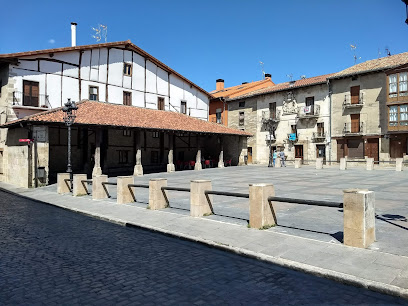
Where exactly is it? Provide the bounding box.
[0,191,406,305]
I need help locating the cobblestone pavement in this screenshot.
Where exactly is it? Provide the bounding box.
[1,191,407,305]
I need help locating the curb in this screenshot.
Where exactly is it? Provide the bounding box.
[2,186,408,300]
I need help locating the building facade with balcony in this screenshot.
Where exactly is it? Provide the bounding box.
[329,52,408,161]
[227,74,332,164]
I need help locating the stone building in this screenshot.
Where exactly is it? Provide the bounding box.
[227,74,332,164]
[328,52,408,161]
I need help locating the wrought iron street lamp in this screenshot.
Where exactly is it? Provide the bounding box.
[62,99,78,184]
[266,123,275,168]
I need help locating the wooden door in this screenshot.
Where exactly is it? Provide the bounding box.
[390,139,404,158]
[350,114,360,133]
[351,86,360,104]
[158,97,165,110]
[23,80,39,107]
[337,139,346,160]
[269,102,276,119]
[295,145,303,160]
[247,147,253,164]
[365,138,379,161]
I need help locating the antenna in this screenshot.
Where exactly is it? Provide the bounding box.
[378,48,381,59]
[259,61,265,79]
[350,44,361,64]
[385,46,391,56]
[92,24,108,43]
[287,74,293,82]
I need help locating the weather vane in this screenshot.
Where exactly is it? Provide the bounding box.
[92,24,108,43]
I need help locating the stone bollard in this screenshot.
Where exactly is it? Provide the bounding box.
[249,184,276,229]
[294,158,302,169]
[343,189,375,248]
[396,158,403,171]
[275,158,281,168]
[190,180,212,217]
[340,158,347,170]
[117,176,134,204]
[366,158,374,171]
[57,173,71,194]
[316,158,323,170]
[92,175,108,200]
[149,178,168,210]
[73,174,88,196]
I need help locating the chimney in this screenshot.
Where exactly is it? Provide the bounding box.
[265,73,272,80]
[216,79,224,91]
[71,22,77,47]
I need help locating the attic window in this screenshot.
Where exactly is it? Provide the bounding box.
[239,101,245,108]
[352,75,358,81]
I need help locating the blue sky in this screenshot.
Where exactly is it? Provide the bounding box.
[1,0,407,92]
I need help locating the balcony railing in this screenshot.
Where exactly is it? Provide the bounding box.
[13,91,51,108]
[262,110,281,123]
[312,132,326,141]
[343,93,364,108]
[343,122,364,135]
[297,105,320,119]
[211,117,223,124]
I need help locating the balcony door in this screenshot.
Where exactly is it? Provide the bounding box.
[351,114,360,133]
[306,97,314,114]
[351,86,360,104]
[23,80,39,107]
[269,102,276,119]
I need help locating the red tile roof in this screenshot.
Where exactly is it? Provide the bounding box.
[2,100,250,136]
[228,73,334,101]
[211,78,274,99]
[329,52,408,79]
[0,40,213,99]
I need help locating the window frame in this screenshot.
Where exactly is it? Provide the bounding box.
[180,101,187,114]
[151,150,159,164]
[158,97,165,110]
[89,86,99,101]
[118,150,129,164]
[239,111,245,126]
[123,91,132,106]
[23,80,40,107]
[123,63,132,76]
[123,130,131,137]
[239,101,245,108]
[152,131,160,138]
[388,72,408,98]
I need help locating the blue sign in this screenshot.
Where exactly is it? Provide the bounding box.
[289,133,297,141]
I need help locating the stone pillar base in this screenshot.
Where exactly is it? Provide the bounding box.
[343,189,375,248]
[57,173,71,194]
[92,175,108,200]
[249,183,276,229]
[340,158,347,170]
[396,158,403,171]
[167,163,175,173]
[316,158,323,170]
[133,164,143,176]
[149,178,168,210]
[190,180,212,217]
[275,159,281,168]
[366,158,374,171]
[92,166,102,177]
[194,163,202,171]
[117,176,134,204]
[73,174,88,196]
[218,161,224,168]
[294,158,302,168]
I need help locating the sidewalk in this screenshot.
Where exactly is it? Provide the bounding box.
[1,179,408,300]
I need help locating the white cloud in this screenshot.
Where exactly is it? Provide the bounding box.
[48,39,56,44]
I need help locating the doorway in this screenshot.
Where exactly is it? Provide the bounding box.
[316,145,326,163]
[247,147,253,164]
[295,145,303,160]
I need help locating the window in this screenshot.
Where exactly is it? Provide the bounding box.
[291,124,297,134]
[269,102,276,119]
[239,111,244,126]
[181,101,187,114]
[400,105,408,125]
[23,80,39,107]
[89,86,99,101]
[152,131,160,138]
[158,97,165,110]
[317,122,324,135]
[123,63,132,76]
[400,72,408,95]
[118,150,129,164]
[239,101,245,108]
[123,130,131,137]
[389,106,398,126]
[151,151,159,164]
[305,96,315,113]
[123,91,132,106]
[216,108,222,124]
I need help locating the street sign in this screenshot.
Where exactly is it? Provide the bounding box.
[19,139,33,143]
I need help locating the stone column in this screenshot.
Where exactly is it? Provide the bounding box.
[316,158,323,170]
[195,149,202,170]
[238,136,247,166]
[218,137,224,168]
[167,133,175,173]
[396,158,403,171]
[57,173,71,194]
[92,129,103,176]
[149,178,168,210]
[343,189,375,248]
[133,130,143,176]
[249,184,276,229]
[117,176,134,204]
[190,180,212,217]
[294,158,302,168]
[340,158,347,170]
[366,158,374,171]
[92,175,108,200]
[73,174,88,196]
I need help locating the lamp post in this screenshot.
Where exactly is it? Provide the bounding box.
[267,123,275,167]
[62,99,78,184]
